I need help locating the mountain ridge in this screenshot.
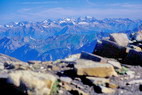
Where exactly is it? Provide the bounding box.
[0,17,142,61]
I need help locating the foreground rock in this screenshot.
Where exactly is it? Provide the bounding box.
[75,59,118,77]
[100,86,115,94]
[1,32,142,95]
[7,70,57,95]
[107,60,122,69]
[133,31,142,41]
[109,33,129,47]
[127,80,142,85]
[124,50,142,65]
[80,51,108,63]
[0,53,28,70]
[93,40,127,58]
[28,61,42,64]
[87,77,110,85]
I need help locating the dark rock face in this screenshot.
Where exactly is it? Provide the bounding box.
[93,32,142,66]
[139,85,142,91]
[10,44,39,61]
[93,40,127,58]
[124,50,142,66]
[80,52,107,63]
[0,78,27,95]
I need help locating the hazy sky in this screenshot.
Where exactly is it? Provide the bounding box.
[0,0,142,24]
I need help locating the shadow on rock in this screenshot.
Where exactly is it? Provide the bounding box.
[0,78,27,95]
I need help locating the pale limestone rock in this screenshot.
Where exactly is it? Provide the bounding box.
[107,60,122,69]
[52,66,60,71]
[63,58,78,62]
[130,45,142,52]
[86,77,110,85]
[0,71,8,78]
[28,61,42,64]
[126,71,135,79]
[127,80,142,85]
[68,53,81,59]
[60,76,72,84]
[107,83,118,89]
[100,86,115,94]
[110,33,129,47]
[126,47,132,53]
[41,61,52,64]
[0,63,4,70]
[126,45,142,53]
[63,84,89,95]
[75,59,118,77]
[7,70,57,95]
[62,54,80,63]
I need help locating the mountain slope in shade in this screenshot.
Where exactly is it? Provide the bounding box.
[10,44,39,61]
[0,17,142,61]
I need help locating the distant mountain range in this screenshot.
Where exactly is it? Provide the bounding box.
[0,17,142,61]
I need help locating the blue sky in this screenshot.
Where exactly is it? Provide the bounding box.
[0,0,142,24]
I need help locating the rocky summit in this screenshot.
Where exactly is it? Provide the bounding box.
[0,32,142,95]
